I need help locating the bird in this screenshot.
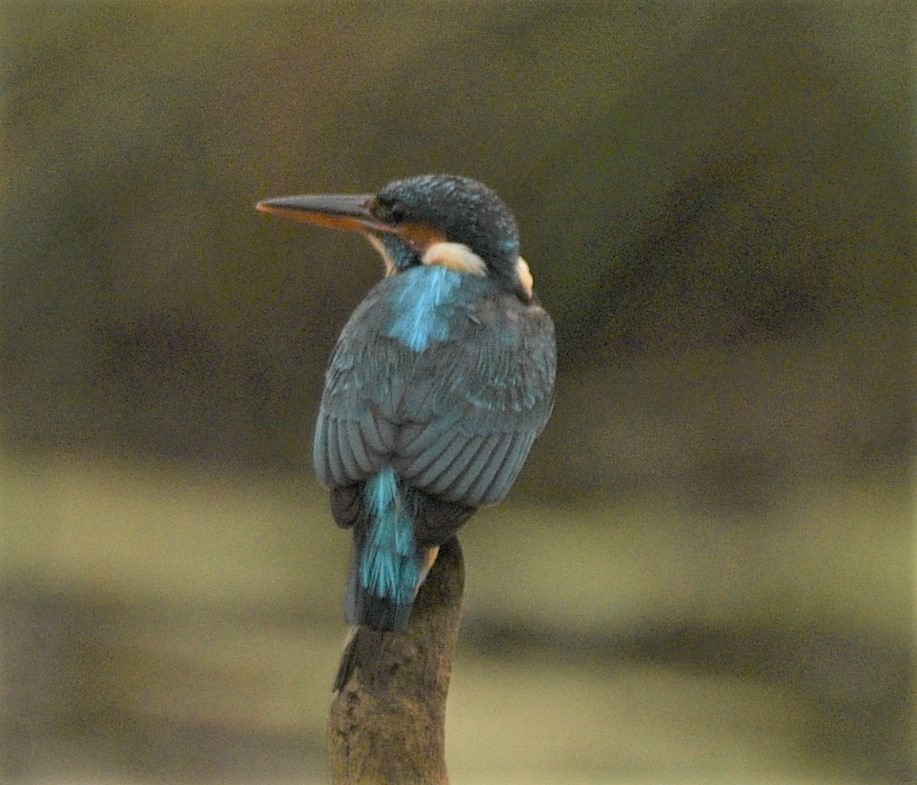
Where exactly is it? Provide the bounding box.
[257,174,556,632]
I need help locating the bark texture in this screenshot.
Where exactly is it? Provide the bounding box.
[328,537,464,785]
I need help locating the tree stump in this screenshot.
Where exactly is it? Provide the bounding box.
[328,537,464,785]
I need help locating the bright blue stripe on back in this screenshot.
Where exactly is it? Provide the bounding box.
[360,468,419,605]
[386,267,460,351]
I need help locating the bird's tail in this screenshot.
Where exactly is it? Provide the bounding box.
[345,468,434,631]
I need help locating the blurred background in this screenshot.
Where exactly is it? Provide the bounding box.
[1,2,912,783]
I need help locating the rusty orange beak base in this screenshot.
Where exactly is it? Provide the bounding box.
[256,193,384,233]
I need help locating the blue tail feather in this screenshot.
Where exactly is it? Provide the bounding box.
[346,468,422,631]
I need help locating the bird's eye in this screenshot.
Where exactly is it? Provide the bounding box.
[389,204,406,223]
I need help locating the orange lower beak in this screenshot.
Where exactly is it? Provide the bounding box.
[256,194,385,233]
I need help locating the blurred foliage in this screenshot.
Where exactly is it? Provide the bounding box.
[2,1,911,471]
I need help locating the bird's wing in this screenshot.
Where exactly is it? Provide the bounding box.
[312,319,404,488]
[392,297,555,506]
[314,288,556,509]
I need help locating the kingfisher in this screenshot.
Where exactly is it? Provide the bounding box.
[257,174,556,631]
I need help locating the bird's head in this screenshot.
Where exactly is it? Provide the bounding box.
[257,174,534,302]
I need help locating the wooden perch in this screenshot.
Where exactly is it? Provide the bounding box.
[328,537,464,785]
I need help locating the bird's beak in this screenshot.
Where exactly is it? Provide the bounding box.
[256,194,386,234]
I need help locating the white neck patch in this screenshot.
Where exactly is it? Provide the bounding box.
[366,234,398,277]
[368,236,535,299]
[422,242,487,277]
[516,255,534,298]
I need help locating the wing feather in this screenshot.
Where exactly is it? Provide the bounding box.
[421,433,485,497]
[325,419,349,487]
[404,430,465,485]
[448,434,502,505]
[346,420,375,475]
[466,431,518,503]
[313,415,332,486]
[398,419,446,458]
[333,420,358,480]
[356,412,386,456]
[481,430,537,504]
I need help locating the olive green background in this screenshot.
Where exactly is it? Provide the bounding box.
[1,2,912,783]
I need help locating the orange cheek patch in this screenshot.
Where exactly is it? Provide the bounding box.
[395,221,446,254]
